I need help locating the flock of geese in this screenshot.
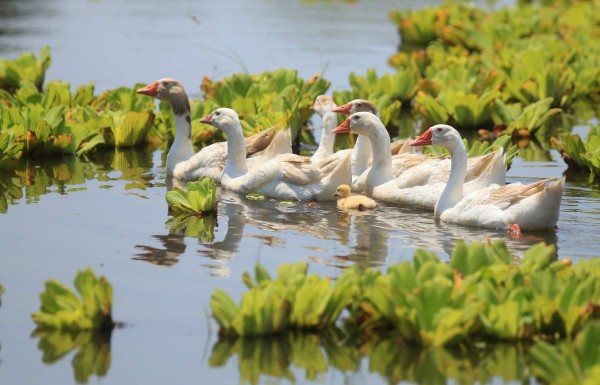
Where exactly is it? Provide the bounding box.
[136,78,565,235]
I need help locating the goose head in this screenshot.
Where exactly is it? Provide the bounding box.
[332,111,380,138]
[333,184,352,198]
[332,99,379,117]
[410,124,464,150]
[199,108,240,135]
[136,78,187,103]
[310,95,336,117]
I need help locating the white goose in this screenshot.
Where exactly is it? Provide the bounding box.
[310,95,338,162]
[200,108,351,201]
[136,78,291,182]
[411,124,565,231]
[333,99,506,192]
[332,112,505,210]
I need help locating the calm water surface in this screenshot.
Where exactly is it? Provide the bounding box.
[1,1,598,384]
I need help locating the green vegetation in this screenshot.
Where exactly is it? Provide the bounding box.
[31,268,114,331]
[210,261,357,336]
[551,125,600,182]
[165,178,218,242]
[201,69,330,142]
[0,46,51,92]
[166,178,217,216]
[33,328,111,384]
[211,240,600,345]
[385,1,600,131]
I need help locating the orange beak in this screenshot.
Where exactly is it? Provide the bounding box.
[309,103,315,110]
[199,113,213,124]
[411,129,433,146]
[332,102,352,115]
[332,118,351,134]
[136,81,159,97]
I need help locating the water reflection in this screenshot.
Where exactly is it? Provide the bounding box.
[0,148,160,213]
[209,331,538,385]
[32,328,112,384]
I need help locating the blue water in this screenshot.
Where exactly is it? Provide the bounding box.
[0,1,597,384]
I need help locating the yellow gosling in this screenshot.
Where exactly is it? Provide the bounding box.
[333,184,377,211]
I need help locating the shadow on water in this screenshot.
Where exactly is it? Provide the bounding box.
[32,328,112,384]
[209,330,539,385]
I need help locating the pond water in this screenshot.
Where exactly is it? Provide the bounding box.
[1,0,599,384]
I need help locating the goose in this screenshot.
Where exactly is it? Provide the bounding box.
[332,112,505,210]
[136,78,291,182]
[199,108,351,201]
[309,95,338,162]
[333,99,506,192]
[411,124,565,232]
[333,184,377,211]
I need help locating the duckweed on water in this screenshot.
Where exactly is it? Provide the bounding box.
[211,240,600,344]
[31,268,114,332]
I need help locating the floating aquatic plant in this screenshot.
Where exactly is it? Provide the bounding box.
[551,125,600,182]
[0,46,51,92]
[31,268,114,331]
[32,328,111,384]
[201,69,330,141]
[166,178,217,216]
[210,261,358,337]
[165,215,216,243]
[212,240,600,345]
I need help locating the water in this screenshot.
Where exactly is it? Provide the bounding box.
[1,0,599,384]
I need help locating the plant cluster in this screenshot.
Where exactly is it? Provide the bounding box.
[210,262,358,336]
[165,178,218,242]
[200,69,330,143]
[380,1,600,132]
[551,125,600,182]
[31,268,114,331]
[211,240,600,345]
[0,46,51,93]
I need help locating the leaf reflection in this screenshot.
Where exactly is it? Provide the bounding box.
[32,329,112,384]
[209,331,540,385]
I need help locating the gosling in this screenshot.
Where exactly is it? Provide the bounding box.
[333,184,377,211]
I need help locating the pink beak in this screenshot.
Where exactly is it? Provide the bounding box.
[332,118,351,134]
[136,81,159,97]
[332,102,352,115]
[199,113,213,124]
[411,129,433,146]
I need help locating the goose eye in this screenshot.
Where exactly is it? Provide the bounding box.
[214,111,221,116]
[357,103,362,107]
[436,127,443,133]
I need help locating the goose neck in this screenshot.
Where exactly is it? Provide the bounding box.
[312,111,337,160]
[223,121,248,176]
[365,122,394,184]
[435,140,468,217]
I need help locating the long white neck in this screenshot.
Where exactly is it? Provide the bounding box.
[365,120,394,187]
[311,111,337,161]
[222,120,248,178]
[435,139,467,217]
[166,112,195,173]
[352,135,373,176]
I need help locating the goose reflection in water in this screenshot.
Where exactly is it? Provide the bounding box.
[135,175,561,277]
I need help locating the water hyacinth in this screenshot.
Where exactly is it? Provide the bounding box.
[210,261,358,337]
[165,178,217,216]
[211,240,600,345]
[551,125,600,183]
[0,46,51,92]
[31,268,114,331]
